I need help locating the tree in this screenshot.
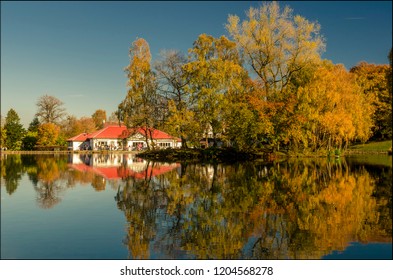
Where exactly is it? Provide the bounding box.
[4,109,25,150]
[350,62,391,140]
[388,49,392,140]
[92,109,107,130]
[35,94,66,124]
[22,131,38,150]
[226,1,325,152]
[154,50,193,147]
[59,115,80,140]
[79,117,96,133]
[36,123,60,147]
[118,38,158,150]
[28,116,40,132]
[184,34,253,147]
[226,1,325,97]
[295,61,374,150]
[59,115,96,142]
[107,111,121,124]
[0,115,6,149]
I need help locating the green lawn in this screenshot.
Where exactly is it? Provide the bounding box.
[349,140,392,151]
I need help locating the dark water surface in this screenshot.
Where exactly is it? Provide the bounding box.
[1,153,391,259]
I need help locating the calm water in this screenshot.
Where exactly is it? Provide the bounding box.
[1,153,391,259]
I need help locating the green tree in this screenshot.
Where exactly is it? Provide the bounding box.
[4,109,25,150]
[28,116,40,132]
[1,154,24,194]
[184,34,253,147]
[22,131,38,150]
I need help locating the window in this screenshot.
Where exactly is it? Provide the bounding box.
[159,142,171,148]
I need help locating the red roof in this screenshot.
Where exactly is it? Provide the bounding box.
[68,125,180,142]
[88,125,128,139]
[128,127,177,140]
[67,133,89,142]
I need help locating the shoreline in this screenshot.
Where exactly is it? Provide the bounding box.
[1,150,140,155]
[1,148,390,160]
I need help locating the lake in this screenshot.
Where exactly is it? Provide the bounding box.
[1,153,391,259]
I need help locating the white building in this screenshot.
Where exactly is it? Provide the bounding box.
[67,125,181,151]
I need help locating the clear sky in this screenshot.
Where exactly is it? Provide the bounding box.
[1,1,392,128]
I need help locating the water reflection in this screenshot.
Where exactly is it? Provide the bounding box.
[1,153,391,259]
[114,157,392,259]
[68,153,179,191]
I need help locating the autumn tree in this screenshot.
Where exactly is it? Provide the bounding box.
[59,115,80,140]
[79,117,96,133]
[293,61,374,151]
[4,109,25,150]
[36,123,60,147]
[35,94,66,124]
[350,62,392,140]
[118,38,158,150]
[59,115,96,144]
[226,1,325,97]
[226,1,325,151]
[92,109,107,130]
[388,49,392,140]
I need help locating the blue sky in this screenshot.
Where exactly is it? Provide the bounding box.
[1,1,392,127]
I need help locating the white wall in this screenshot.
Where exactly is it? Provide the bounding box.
[68,141,83,151]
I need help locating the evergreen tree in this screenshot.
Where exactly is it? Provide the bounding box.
[4,109,25,150]
[28,116,40,132]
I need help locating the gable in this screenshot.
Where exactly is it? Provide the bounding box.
[127,132,146,140]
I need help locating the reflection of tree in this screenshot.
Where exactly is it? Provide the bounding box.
[22,155,39,186]
[115,158,392,259]
[116,162,160,259]
[366,164,392,238]
[91,176,106,191]
[1,154,23,194]
[2,153,391,259]
[33,155,68,209]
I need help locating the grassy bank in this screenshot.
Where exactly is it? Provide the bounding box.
[347,140,392,154]
[2,140,391,158]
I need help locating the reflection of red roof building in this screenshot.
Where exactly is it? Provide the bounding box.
[68,163,179,180]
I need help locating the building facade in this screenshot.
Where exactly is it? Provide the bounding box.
[67,125,181,151]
